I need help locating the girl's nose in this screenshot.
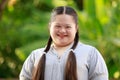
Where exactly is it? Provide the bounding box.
[59,27,66,33]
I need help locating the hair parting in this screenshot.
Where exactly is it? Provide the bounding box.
[63,6,66,14]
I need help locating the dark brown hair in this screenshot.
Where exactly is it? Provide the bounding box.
[32,6,79,80]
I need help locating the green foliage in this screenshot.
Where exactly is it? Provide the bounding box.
[79,0,120,79]
[0,0,120,79]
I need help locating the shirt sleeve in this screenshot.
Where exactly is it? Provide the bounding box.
[19,51,35,80]
[88,47,109,80]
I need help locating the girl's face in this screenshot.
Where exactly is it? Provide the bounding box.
[49,14,77,47]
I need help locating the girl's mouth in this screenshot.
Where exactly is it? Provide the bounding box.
[57,34,67,38]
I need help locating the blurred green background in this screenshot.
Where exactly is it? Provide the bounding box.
[0,0,120,80]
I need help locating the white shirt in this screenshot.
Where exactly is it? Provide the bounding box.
[19,42,108,80]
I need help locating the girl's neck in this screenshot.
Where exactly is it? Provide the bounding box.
[53,43,73,57]
[53,43,72,50]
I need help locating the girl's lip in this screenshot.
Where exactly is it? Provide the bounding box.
[57,34,67,38]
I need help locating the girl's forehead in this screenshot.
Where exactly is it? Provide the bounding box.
[52,14,75,23]
[54,14,73,19]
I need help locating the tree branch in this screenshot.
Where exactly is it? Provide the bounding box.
[0,0,8,20]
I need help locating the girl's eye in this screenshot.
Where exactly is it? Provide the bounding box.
[66,26,71,28]
[55,25,61,28]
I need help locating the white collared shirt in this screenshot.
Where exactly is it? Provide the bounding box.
[19,42,108,80]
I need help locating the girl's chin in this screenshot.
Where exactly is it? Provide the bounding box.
[58,41,67,44]
[55,42,71,47]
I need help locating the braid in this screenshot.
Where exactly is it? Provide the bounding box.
[32,54,46,80]
[72,31,79,49]
[32,36,52,80]
[44,36,52,52]
[64,31,79,80]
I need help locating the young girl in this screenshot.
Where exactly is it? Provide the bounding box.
[20,6,108,80]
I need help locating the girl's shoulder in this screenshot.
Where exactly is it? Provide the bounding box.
[77,42,95,50]
[75,42,100,56]
[30,48,45,57]
[32,48,45,53]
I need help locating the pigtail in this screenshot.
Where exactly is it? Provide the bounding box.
[64,51,77,80]
[32,54,46,80]
[64,31,79,80]
[44,37,52,52]
[32,36,52,80]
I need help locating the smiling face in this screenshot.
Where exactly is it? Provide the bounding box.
[49,14,77,47]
